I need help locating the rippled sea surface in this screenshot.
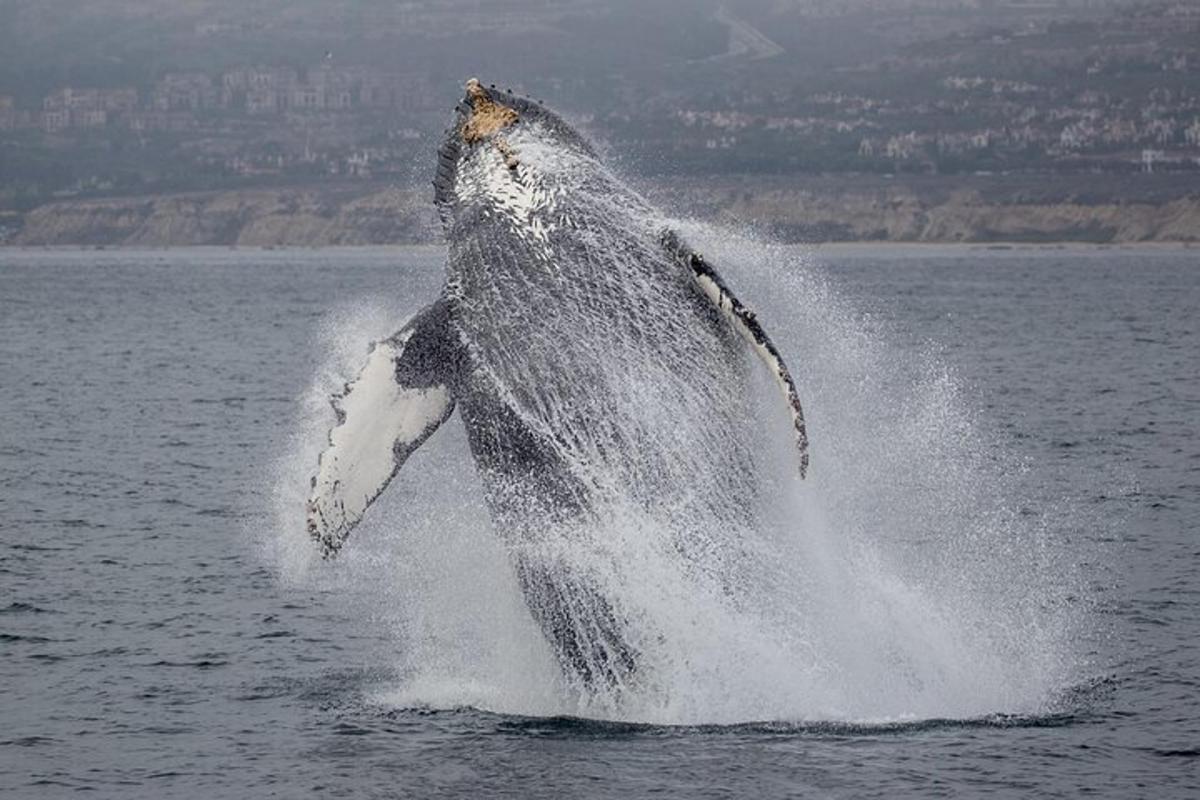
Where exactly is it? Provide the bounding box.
[1,245,1197,798]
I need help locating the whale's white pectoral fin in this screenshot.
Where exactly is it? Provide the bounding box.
[307,302,458,557]
[662,230,810,478]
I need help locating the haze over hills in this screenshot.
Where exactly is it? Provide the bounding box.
[1,0,1197,244]
[0,0,1150,99]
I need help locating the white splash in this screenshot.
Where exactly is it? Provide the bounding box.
[267,228,1087,726]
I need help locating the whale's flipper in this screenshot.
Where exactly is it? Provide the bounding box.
[307,300,461,557]
[661,230,810,478]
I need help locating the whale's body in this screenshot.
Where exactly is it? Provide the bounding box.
[306,80,808,689]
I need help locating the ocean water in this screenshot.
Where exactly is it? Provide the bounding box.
[1,243,1197,798]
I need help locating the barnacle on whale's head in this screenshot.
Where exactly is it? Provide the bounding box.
[461,78,519,144]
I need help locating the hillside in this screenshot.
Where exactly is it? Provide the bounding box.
[12,174,1198,246]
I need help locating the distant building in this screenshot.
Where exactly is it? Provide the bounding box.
[1185,119,1200,147]
[359,73,400,109]
[42,87,136,117]
[151,73,217,111]
[358,71,435,112]
[1059,122,1093,151]
[885,132,922,160]
[289,84,323,111]
[73,109,108,129]
[1102,118,1138,145]
[211,63,433,115]
[246,87,281,115]
[346,151,371,177]
[0,109,25,130]
[42,108,70,132]
[125,111,194,132]
[102,89,138,113]
[222,66,297,111]
[306,64,356,110]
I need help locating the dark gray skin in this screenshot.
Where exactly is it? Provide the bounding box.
[387,298,639,688]
[312,80,808,691]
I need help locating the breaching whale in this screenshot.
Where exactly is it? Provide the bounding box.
[306,78,809,690]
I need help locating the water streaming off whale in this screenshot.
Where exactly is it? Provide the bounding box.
[266,222,1087,726]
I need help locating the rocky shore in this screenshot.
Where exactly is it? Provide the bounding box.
[7,174,1199,246]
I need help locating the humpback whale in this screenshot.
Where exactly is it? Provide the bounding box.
[306,79,809,690]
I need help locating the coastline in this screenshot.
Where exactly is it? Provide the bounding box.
[2,174,1198,249]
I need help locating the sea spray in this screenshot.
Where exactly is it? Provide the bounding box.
[268,227,1086,725]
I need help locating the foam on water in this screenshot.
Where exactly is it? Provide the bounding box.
[266,226,1087,726]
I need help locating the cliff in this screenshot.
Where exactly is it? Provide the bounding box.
[8,176,1200,246]
[11,185,438,247]
[655,174,1200,245]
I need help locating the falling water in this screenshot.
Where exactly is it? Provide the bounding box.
[267,224,1087,726]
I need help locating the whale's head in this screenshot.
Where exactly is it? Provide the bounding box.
[434,78,602,235]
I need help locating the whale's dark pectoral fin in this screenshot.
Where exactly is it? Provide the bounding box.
[307,300,460,557]
[661,230,809,478]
